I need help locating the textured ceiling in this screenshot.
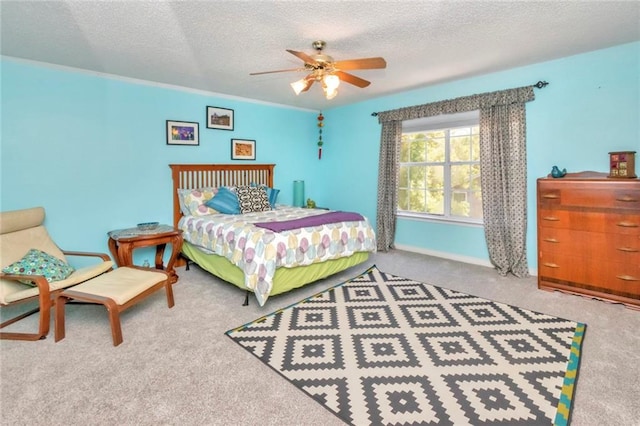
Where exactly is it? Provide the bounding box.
[1,1,639,111]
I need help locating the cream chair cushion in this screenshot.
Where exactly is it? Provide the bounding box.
[68,267,168,305]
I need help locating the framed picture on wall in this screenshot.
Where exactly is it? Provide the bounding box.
[166,120,199,146]
[206,106,234,130]
[231,139,256,160]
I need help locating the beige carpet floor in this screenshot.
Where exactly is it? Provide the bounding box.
[1,250,639,425]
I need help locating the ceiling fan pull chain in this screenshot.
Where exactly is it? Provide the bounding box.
[317,112,324,160]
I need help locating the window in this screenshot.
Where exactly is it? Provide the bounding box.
[398,111,482,224]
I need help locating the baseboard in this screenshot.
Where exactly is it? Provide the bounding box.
[393,243,538,276]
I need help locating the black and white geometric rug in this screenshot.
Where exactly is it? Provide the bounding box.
[226,265,586,426]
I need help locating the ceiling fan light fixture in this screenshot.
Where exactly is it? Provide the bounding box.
[323,86,338,100]
[290,78,308,95]
[323,73,340,90]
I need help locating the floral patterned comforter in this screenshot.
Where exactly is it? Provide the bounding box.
[178,206,377,305]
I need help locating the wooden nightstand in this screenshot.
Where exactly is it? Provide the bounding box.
[107,225,183,284]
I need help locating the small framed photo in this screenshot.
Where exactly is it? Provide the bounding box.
[231,139,256,160]
[166,120,199,146]
[206,106,234,130]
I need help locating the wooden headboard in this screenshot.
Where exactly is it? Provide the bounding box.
[169,163,275,228]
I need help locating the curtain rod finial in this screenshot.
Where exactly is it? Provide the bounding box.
[371,112,378,117]
[534,81,549,89]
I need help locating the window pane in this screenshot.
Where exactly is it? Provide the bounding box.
[427,135,445,163]
[409,166,427,189]
[451,135,471,162]
[468,191,483,219]
[400,138,410,163]
[398,188,409,210]
[451,164,470,189]
[399,165,408,188]
[427,190,444,215]
[470,164,481,190]
[471,132,480,161]
[451,191,470,217]
[427,130,445,139]
[409,189,427,212]
[426,165,444,190]
[450,128,470,137]
[410,137,426,162]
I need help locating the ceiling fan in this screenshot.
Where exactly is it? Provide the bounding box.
[250,40,386,99]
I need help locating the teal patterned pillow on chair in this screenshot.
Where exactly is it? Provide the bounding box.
[2,248,75,286]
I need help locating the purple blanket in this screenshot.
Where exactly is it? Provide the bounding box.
[254,211,365,232]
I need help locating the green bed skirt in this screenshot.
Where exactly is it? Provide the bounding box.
[181,242,370,296]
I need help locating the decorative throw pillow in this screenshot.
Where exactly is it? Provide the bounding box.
[205,186,241,215]
[236,185,272,213]
[249,182,280,207]
[180,187,219,216]
[266,187,280,207]
[2,248,75,286]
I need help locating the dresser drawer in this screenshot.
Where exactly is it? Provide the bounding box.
[538,228,640,262]
[538,181,640,211]
[538,209,640,234]
[539,251,640,294]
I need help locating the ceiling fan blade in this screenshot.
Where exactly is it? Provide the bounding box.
[286,49,318,65]
[335,71,371,88]
[250,68,304,75]
[334,57,386,71]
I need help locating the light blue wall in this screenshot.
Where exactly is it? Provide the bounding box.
[2,41,639,270]
[322,41,640,270]
[0,60,319,262]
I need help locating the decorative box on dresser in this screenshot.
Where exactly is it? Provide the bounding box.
[537,171,640,310]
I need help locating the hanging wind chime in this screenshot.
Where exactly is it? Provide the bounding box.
[317,112,324,160]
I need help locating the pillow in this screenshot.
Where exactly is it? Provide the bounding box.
[236,185,272,213]
[205,187,241,215]
[250,182,280,207]
[2,248,75,286]
[266,187,280,207]
[179,187,219,216]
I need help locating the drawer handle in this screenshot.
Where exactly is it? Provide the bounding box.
[617,221,639,228]
[543,216,560,222]
[543,238,559,243]
[542,194,559,199]
[617,247,639,253]
[616,196,639,203]
[616,275,639,282]
[543,262,559,268]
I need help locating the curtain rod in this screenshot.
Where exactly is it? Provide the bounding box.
[370,80,549,117]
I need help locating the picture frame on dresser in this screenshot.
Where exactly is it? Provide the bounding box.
[166,120,199,146]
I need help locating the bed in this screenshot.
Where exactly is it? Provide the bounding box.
[169,164,376,306]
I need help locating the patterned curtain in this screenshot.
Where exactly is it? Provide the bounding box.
[376,86,535,275]
[375,120,402,251]
[479,103,530,276]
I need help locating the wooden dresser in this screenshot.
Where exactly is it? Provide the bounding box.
[537,171,640,310]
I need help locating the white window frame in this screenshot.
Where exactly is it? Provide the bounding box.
[398,111,483,226]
